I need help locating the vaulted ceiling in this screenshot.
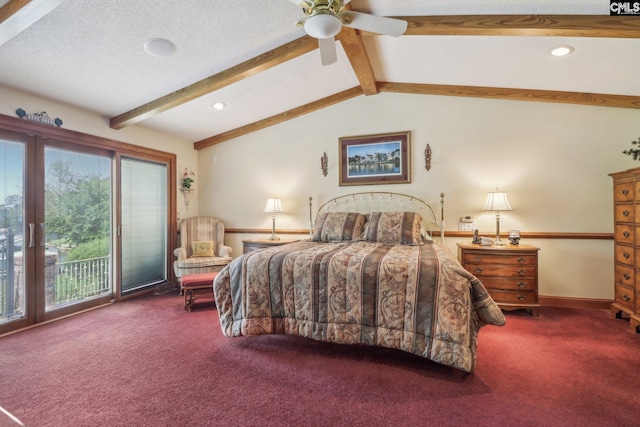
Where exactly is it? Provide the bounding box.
[1,0,639,150]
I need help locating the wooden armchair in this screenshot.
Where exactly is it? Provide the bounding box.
[173,216,232,279]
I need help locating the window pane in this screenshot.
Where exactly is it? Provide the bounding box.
[121,158,167,293]
[0,139,25,324]
[44,147,112,311]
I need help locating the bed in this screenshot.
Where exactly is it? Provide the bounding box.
[213,192,505,372]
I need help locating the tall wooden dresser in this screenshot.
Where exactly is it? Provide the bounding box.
[610,167,640,333]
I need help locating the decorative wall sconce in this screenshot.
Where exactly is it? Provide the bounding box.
[320,152,328,177]
[424,144,432,171]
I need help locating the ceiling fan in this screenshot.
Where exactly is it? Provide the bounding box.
[289,0,408,65]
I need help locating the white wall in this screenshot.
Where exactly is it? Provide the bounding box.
[199,91,640,301]
[3,84,638,301]
[0,84,198,219]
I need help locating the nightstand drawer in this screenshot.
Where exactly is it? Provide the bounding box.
[479,277,536,291]
[462,253,536,266]
[467,264,536,278]
[615,283,635,310]
[488,289,537,305]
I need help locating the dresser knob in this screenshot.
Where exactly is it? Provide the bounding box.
[517,257,526,264]
[623,210,631,217]
[624,252,631,259]
[474,267,483,274]
[624,231,631,238]
[473,256,483,262]
[622,188,630,196]
[517,294,527,301]
[517,269,526,276]
[517,281,526,288]
[623,273,631,280]
[622,294,631,302]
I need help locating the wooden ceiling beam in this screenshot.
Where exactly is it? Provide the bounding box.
[400,15,640,38]
[194,86,363,150]
[377,82,640,110]
[0,0,64,46]
[337,27,378,96]
[109,36,318,130]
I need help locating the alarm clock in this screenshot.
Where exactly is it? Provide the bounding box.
[508,230,521,245]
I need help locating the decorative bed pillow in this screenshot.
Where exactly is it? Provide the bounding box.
[192,241,215,257]
[312,212,367,242]
[361,211,424,245]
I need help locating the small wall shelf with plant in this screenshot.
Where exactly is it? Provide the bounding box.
[180,168,195,209]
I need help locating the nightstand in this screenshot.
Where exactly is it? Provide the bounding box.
[458,243,540,316]
[242,238,299,254]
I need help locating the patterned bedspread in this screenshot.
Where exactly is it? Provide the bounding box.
[213,240,505,372]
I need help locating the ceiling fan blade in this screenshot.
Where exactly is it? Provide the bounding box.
[341,11,407,37]
[318,37,337,66]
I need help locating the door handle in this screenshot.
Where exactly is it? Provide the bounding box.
[29,223,35,247]
[39,223,45,247]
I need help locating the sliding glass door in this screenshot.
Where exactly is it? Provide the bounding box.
[44,145,112,312]
[0,136,27,326]
[0,115,176,334]
[120,157,168,294]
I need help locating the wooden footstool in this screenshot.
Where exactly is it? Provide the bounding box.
[181,272,218,311]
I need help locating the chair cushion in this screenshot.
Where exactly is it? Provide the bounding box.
[181,272,219,288]
[175,255,232,268]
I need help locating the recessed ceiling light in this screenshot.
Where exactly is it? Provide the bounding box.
[550,46,574,57]
[144,38,177,57]
[211,102,226,111]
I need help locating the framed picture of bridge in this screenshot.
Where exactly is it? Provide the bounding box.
[339,131,411,186]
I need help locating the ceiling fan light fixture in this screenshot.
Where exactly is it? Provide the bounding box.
[304,13,342,39]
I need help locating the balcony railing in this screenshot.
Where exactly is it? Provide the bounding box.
[51,256,111,307]
[1,254,111,321]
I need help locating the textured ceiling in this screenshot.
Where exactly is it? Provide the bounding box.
[0,0,637,144]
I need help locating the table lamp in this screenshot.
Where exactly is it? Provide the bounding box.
[483,190,512,246]
[263,197,284,241]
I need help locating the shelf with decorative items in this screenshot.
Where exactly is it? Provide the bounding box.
[180,168,195,209]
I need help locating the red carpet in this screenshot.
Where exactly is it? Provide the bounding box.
[1,293,639,426]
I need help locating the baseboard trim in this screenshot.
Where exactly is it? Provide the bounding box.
[539,295,612,310]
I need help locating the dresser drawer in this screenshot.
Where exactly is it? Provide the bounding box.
[461,253,536,266]
[615,244,634,266]
[615,283,635,310]
[614,181,635,202]
[614,204,634,223]
[615,224,634,244]
[479,277,536,291]
[615,264,634,288]
[488,289,537,305]
[467,264,536,278]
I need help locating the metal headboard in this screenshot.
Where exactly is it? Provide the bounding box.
[309,192,445,242]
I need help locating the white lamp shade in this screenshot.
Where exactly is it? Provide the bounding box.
[483,192,512,212]
[304,14,342,39]
[263,197,284,214]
